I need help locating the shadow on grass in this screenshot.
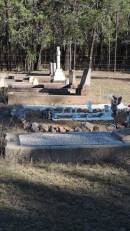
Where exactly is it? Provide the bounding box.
[0,176,130,231]
[57,168,130,196]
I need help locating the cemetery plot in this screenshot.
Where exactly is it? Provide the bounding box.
[18,132,123,147]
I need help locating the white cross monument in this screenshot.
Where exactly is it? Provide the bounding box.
[54,46,66,82]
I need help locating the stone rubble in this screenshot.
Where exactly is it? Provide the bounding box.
[21,118,125,133]
[31,122,40,132]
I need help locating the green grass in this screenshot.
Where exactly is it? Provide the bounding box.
[0,160,130,231]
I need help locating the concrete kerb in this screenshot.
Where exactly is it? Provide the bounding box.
[5,132,130,164]
[8,93,92,105]
[6,142,130,164]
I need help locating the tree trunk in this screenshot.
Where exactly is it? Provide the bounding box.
[69,42,72,71]
[34,45,42,70]
[78,29,96,95]
[73,41,76,71]
[65,46,70,71]
[125,44,128,71]
[114,12,118,72]
[108,16,111,71]
[99,33,103,70]
[108,36,111,70]
[88,29,96,69]
[84,29,96,87]
[4,0,10,71]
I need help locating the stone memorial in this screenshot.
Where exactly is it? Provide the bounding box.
[69,70,76,87]
[54,46,66,82]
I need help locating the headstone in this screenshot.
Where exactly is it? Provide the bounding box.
[69,70,76,87]
[111,95,122,128]
[54,46,66,82]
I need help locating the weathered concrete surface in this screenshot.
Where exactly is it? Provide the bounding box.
[42,83,66,89]
[31,75,52,85]
[18,132,122,146]
[8,92,92,105]
[9,82,33,88]
[8,88,43,93]
[14,74,27,81]
[113,128,130,143]
[6,132,130,164]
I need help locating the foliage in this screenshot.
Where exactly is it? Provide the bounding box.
[0,0,130,70]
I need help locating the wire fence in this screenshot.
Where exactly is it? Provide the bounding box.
[0,54,130,72]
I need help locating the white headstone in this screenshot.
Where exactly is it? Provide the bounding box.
[54,46,66,82]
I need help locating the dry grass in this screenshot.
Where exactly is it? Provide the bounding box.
[91,79,130,104]
[0,159,130,231]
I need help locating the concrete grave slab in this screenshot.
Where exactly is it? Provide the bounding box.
[6,131,130,164]
[31,76,52,85]
[18,132,123,146]
[8,88,43,93]
[9,82,33,89]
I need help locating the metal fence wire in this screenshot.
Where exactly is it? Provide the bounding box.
[0,54,130,72]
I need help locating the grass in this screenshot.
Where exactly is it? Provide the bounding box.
[91,79,130,104]
[0,159,130,231]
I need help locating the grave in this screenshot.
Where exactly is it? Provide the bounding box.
[9,81,33,89]
[8,87,43,93]
[6,131,130,163]
[3,46,95,106]
[52,107,113,121]
[18,132,123,146]
[8,92,92,105]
